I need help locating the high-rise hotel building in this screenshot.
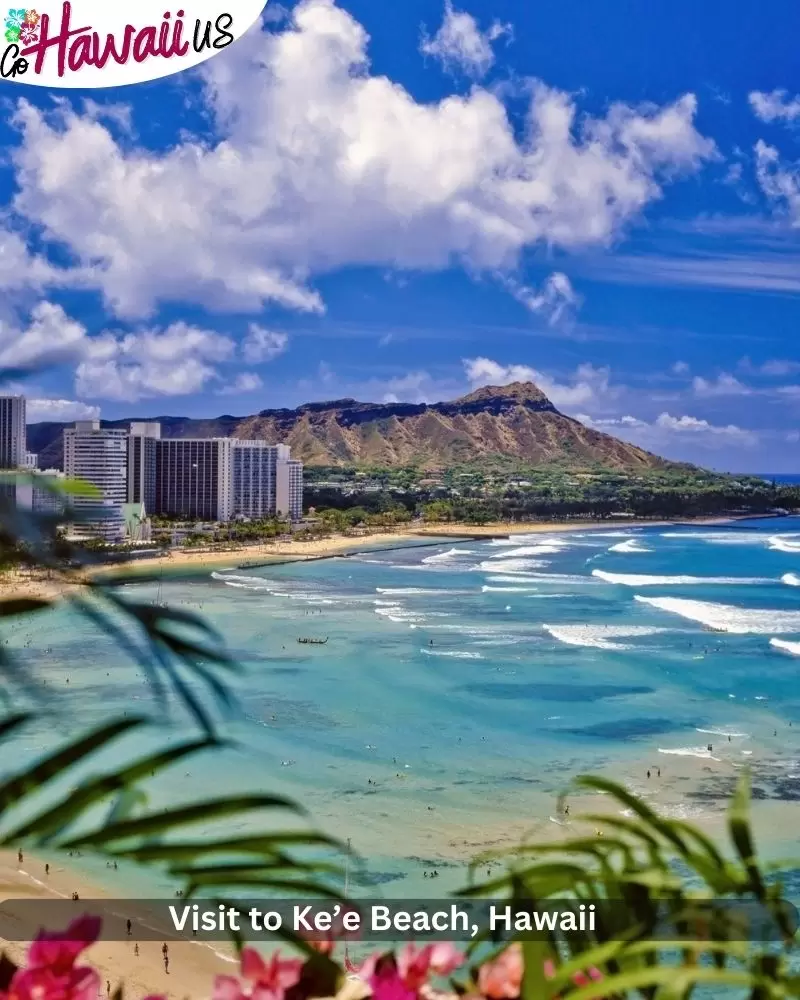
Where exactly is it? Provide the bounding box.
[154,437,234,521]
[127,421,160,512]
[0,396,26,469]
[63,421,128,540]
[232,442,303,522]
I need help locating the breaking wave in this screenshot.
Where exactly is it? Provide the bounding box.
[770,638,800,656]
[635,595,800,633]
[593,569,767,586]
[421,547,475,564]
[543,624,667,650]
[479,558,550,574]
[783,573,800,587]
[768,533,800,553]
[421,649,483,659]
[658,747,719,760]
[608,539,652,554]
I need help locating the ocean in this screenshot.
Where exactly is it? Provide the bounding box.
[5,516,800,900]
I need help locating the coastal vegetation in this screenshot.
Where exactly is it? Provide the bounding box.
[0,471,798,1000]
[305,465,799,524]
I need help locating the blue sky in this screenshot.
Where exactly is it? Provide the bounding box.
[1,0,800,471]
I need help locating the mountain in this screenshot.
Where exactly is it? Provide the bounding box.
[27,382,670,471]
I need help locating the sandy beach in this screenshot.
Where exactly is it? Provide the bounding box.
[0,514,748,601]
[0,851,237,999]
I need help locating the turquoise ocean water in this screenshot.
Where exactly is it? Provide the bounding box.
[5,516,800,899]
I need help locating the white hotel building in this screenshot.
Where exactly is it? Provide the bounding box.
[50,412,305,539]
[232,442,302,522]
[63,421,129,540]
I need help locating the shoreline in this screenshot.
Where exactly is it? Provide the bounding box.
[0,850,236,1000]
[0,513,771,600]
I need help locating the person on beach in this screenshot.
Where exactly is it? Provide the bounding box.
[134,943,139,957]
[106,981,110,997]
[126,919,131,937]
[164,955,170,974]
[17,849,22,864]
[45,863,49,875]
[657,768,661,777]
[162,943,168,959]
[647,770,651,779]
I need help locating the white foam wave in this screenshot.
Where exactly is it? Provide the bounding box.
[543,624,667,650]
[487,535,566,547]
[421,547,475,564]
[658,747,720,760]
[486,575,541,584]
[635,595,800,633]
[490,544,566,558]
[375,587,467,596]
[593,569,767,586]
[769,533,800,553]
[211,571,269,587]
[770,638,800,656]
[482,585,538,593]
[782,573,800,587]
[608,539,652,554]
[479,558,550,574]
[696,727,749,738]
[421,648,483,659]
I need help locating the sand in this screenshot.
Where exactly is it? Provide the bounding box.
[0,515,746,600]
[0,851,237,1000]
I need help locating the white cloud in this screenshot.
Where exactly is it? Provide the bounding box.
[463,356,613,409]
[241,325,289,363]
[75,323,235,402]
[0,301,86,369]
[500,272,581,326]
[9,0,713,319]
[420,1,511,78]
[26,398,100,423]
[216,372,264,395]
[580,411,757,450]
[754,139,800,226]
[691,373,751,397]
[672,361,690,374]
[749,90,800,124]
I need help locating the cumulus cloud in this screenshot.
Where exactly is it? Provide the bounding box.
[75,323,236,402]
[500,272,581,326]
[463,356,614,409]
[27,398,101,423]
[241,325,289,363]
[420,1,511,78]
[579,411,757,449]
[8,0,713,319]
[754,139,800,225]
[691,373,751,397]
[216,372,264,395]
[749,90,800,124]
[0,301,87,369]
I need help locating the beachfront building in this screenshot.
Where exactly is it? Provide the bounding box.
[15,469,67,514]
[154,438,234,521]
[0,395,26,469]
[24,452,38,469]
[231,441,303,521]
[63,421,128,541]
[287,459,304,521]
[127,421,160,512]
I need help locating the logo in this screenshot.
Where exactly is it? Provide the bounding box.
[0,0,268,87]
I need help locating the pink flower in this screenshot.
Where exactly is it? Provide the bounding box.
[396,944,464,990]
[213,947,303,1000]
[477,944,522,1000]
[0,916,103,1000]
[363,955,416,1000]
[18,24,37,43]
